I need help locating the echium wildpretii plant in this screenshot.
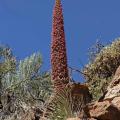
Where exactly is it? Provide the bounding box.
[51,0,69,91]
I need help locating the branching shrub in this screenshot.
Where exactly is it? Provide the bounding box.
[0,45,53,120]
[3,53,52,104]
[83,38,120,100]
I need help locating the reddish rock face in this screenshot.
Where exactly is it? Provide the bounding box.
[51,0,69,91]
[88,100,120,120]
[86,66,120,120]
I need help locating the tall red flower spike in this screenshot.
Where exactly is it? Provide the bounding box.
[51,0,69,91]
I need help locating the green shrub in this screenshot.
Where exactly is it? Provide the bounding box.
[4,53,52,104]
[83,38,120,100]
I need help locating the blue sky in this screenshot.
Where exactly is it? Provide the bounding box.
[0,0,120,82]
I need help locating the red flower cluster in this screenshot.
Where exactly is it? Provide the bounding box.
[51,0,69,91]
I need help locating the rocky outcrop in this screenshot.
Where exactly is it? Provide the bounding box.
[104,66,120,100]
[88,99,120,120]
[86,66,120,120]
